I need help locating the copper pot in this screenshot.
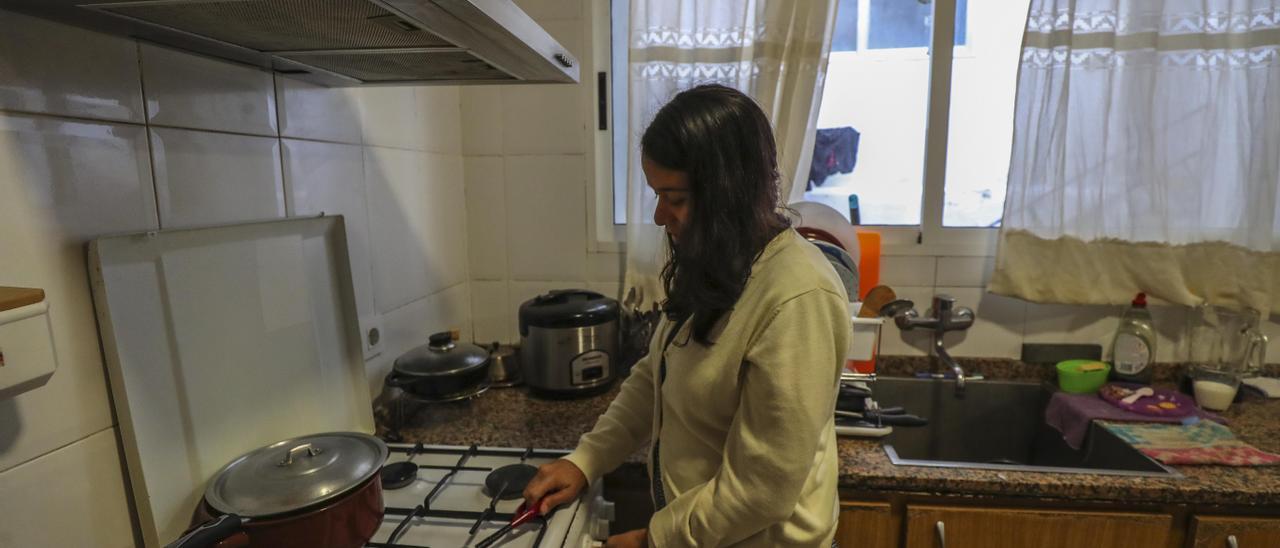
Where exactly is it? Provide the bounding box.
[167,433,388,548]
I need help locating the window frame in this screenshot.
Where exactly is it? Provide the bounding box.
[590,0,998,257]
[587,0,625,252]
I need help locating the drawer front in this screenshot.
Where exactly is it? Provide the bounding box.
[1192,516,1280,548]
[836,502,898,548]
[905,505,1172,548]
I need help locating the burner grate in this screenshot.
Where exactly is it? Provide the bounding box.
[369,444,559,548]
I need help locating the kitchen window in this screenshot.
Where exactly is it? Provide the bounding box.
[586,0,628,249]
[591,0,1028,255]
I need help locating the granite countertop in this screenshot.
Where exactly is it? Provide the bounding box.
[834,395,1280,506]
[376,374,1280,508]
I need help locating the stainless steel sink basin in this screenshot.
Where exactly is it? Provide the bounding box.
[872,377,1180,477]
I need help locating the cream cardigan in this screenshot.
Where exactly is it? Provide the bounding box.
[565,229,851,547]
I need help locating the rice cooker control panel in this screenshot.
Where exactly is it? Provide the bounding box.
[571,350,610,385]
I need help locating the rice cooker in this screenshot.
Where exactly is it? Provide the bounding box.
[518,289,619,397]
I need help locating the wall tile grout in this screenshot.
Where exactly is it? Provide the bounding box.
[0,107,144,127]
[271,73,291,218]
[135,40,164,231]
[142,122,282,141]
[0,426,117,477]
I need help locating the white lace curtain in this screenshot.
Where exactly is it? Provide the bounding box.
[990,0,1280,313]
[622,0,838,307]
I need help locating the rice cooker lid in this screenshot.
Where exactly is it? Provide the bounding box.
[519,289,618,336]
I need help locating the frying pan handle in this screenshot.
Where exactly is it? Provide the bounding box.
[165,513,244,548]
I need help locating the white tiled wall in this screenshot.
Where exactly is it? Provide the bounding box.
[0,14,144,123]
[140,43,278,136]
[876,253,1280,363]
[878,252,1123,359]
[464,0,620,344]
[0,9,470,544]
[0,429,138,547]
[151,127,286,227]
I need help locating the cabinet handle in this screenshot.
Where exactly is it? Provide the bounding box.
[935,521,946,548]
[1227,534,1238,548]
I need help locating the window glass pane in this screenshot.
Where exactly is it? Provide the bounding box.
[831,0,859,52]
[868,0,966,50]
[941,0,1027,227]
[802,2,934,226]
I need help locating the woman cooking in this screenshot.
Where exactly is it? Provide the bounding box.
[523,84,851,547]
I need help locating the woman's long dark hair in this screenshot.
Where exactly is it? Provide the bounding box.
[642,84,791,345]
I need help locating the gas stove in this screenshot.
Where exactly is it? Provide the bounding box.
[88,219,613,548]
[369,444,611,548]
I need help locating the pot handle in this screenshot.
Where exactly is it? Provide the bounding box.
[164,513,244,548]
[279,443,323,466]
[385,370,415,388]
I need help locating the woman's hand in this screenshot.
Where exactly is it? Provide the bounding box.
[522,459,587,515]
[605,528,648,548]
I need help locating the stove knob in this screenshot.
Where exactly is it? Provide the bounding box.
[592,518,611,541]
[594,499,616,521]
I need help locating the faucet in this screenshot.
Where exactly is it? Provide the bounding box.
[894,295,975,395]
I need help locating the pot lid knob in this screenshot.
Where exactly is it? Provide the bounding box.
[428,331,454,351]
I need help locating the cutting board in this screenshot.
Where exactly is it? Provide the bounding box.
[89,217,371,548]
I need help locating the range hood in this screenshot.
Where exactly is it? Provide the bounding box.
[0,0,579,86]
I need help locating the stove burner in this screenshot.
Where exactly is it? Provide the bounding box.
[483,463,538,500]
[380,461,419,490]
[380,443,425,491]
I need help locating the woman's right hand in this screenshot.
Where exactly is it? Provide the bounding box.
[523,458,587,515]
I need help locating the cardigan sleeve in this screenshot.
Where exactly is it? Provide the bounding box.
[563,350,657,484]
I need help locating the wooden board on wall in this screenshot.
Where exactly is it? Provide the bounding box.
[0,287,44,312]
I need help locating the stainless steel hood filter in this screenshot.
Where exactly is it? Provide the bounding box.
[1,0,578,86]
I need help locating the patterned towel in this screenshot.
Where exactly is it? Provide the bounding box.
[1044,391,1226,449]
[1100,420,1280,466]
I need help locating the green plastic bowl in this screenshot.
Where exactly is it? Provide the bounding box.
[1056,359,1111,394]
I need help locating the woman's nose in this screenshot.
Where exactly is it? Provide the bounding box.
[653,202,670,227]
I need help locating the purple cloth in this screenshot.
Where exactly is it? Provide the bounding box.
[1044,391,1227,449]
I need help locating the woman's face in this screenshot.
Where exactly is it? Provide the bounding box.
[642,155,692,243]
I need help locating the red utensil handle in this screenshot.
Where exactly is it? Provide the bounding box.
[510,503,541,527]
[473,497,547,548]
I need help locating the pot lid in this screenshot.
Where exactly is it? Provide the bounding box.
[205,432,388,518]
[393,331,489,376]
[519,289,619,336]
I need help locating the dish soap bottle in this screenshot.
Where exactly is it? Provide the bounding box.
[1111,292,1156,383]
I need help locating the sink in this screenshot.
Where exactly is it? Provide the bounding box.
[872,377,1180,477]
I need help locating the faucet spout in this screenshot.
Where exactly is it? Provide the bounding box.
[891,293,974,396]
[933,336,965,395]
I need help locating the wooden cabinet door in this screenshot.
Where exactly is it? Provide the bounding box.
[904,505,1172,548]
[836,502,898,548]
[1191,516,1280,548]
